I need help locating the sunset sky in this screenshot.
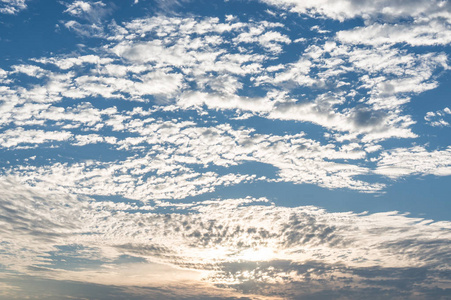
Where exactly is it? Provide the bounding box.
[1,0,451,299]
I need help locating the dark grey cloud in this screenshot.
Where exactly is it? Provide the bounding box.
[353,107,386,128]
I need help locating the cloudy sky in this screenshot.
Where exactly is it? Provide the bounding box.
[1,0,451,299]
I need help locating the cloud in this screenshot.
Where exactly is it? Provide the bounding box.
[3,13,446,143]
[2,116,384,193]
[337,21,451,47]
[0,6,450,195]
[0,127,72,148]
[4,158,257,200]
[63,1,114,38]
[257,0,451,22]
[2,1,451,298]
[212,260,451,299]
[259,0,451,70]
[32,54,114,70]
[425,107,451,127]
[0,179,450,298]
[255,42,446,142]
[72,133,117,146]
[0,0,27,14]
[375,146,451,178]
[64,1,111,22]
[178,91,274,112]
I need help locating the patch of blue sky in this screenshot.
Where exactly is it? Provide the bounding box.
[190,176,451,221]
[377,175,451,221]
[0,2,73,63]
[410,72,451,122]
[39,244,146,271]
[37,249,105,272]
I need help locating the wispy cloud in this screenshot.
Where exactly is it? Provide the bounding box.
[63,0,114,37]
[376,146,451,178]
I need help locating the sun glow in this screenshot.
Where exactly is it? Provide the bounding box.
[236,247,277,262]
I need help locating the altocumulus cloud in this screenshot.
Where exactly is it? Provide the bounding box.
[1,10,448,193]
[1,178,451,299]
[1,0,451,298]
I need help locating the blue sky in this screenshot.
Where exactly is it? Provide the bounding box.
[1,0,451,299]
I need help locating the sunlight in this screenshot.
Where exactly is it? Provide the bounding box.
[236,247,276,262]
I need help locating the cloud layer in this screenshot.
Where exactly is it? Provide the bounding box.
[1,9,449,195]
[2,0,451,298]
[1,178,450,298]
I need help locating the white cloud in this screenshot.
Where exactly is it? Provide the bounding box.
[253,42,447,141]
[3,116,383,195]
[32,55,114,70]
[65,1,101,17]
[425,107,451,127]
[2,14,444,146]
[260,0,451,58]
[64,20,106,37]
[375,146,451,178]
[0,127,72,148]
[5,158,257,200]
[258,0,451,22]
[0,101,112,131]
[62,0,113,37]
[11,64,48,78]
[0,0,27,14]
[178,91,274,112]
[64,0,112,23]
[72,133,117,146]
[337,21,451,46]
[0,94,385,192]
[0,11,449,196]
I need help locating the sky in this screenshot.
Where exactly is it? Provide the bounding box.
[1,0,451,299]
